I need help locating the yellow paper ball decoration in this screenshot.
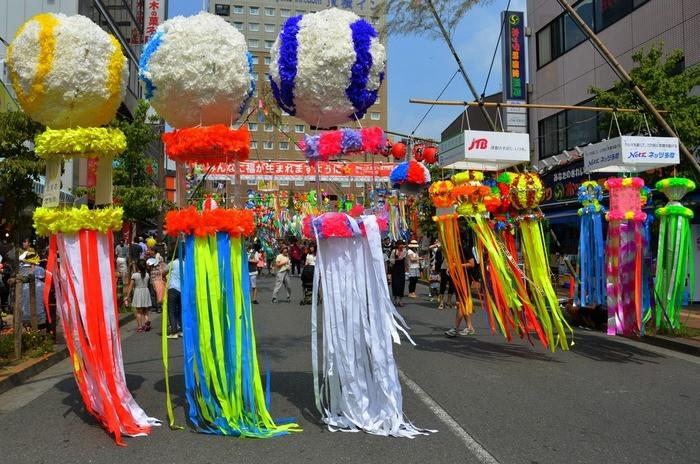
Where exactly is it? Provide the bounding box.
[7,13,127,129]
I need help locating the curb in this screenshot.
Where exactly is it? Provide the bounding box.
[0,312,136,396]
[638,334,700,357]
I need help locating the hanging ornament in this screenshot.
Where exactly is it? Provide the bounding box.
[301,127,386,162]
[604,177,647,336]
[576,181,606,307]
[389,160,430,195]
[391,142,407,160]
[653,177,696,331]
[268,8,385,128]
[510,172,572,350]
[413,144,425,162]
[428,180,454,208]
[422,146,438,164]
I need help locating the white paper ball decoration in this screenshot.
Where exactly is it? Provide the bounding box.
[139,12,254,129]
[269,8,386,129]
[7,13,128,129]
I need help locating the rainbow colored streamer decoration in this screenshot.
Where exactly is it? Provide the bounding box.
[605,177,647,336]
[35,207,160,445]
[509,173,572,350]
[639,186,655,333]
[576,181,606,307]
[164,208,300,437]
[653,177,696,331]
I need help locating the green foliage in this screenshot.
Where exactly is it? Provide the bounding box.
[0,111,45,241]
[0,329,53,359]
[590,45,700,153]
[109,100,169,224]
[375,0,485,39]
[415,165,447,239]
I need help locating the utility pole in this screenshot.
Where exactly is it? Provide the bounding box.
[555,0,700,177]
[425,0,497,131]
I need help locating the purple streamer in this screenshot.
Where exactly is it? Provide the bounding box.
[269,15,303,115]
[346,20,383,120]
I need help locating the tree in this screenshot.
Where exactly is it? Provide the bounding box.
[415,164,447,239]
[0,111,44,242]
[375,0,485,39]
[590,45,700,177]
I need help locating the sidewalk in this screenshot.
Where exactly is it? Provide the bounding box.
[0,311,135,395]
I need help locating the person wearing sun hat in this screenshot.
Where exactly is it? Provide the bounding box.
[19,249,46,325]
[407,240,421,298]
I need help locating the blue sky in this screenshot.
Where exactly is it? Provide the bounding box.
[168,0,526,140]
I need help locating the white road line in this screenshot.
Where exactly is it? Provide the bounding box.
[398,369,500,464]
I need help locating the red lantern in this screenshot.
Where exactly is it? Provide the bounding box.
[391,142,406,160]
[423,146,438,164]
[413,144,424,161]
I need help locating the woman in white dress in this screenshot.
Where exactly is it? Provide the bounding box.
[123,259,152,333]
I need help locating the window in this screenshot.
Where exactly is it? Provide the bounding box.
[596,0,632,30]
[233,21,244,31]
[375,96,381,104]
[215,4,230,15]
[264,23,275,32]
[264,123,273,132]
[281,124,290,132]
[233,5,243,14]
[265,7,275,16]
[248,22,260,31]
[249,6,259,15]
[538,101,602,158]
[265,40,273,50]
[280,8,290,17]
[296,10,305,16]
[248,39,259,48]
[564,0,592,51]
[294,144,300,151]
[250,140,258,149]
[263,141,273,150]
[294,124,305,133]
[370,112,381,120]
[264,56,271,65]
[251,73,258,81]
[279,141,289,150]
[251,55,259,64]
[248,123,258,131]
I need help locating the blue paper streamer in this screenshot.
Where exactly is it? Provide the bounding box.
[138,30,164,100]
[346,19,382,120]
[269,15,303,115]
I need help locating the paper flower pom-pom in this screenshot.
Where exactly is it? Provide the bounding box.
[269,8,386,128]
[390,160,431,193]
[34,127,126,159]
[33,206,123,236]
[7,13,127,128]
[162,125,250,163]
[140,12,253,128]
[509,173,544,210]
[165,208,255,237]
[655,177,696,202]
[429,181,454,208]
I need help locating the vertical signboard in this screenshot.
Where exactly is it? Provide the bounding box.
[501,11,527,134]
[144,0,165,44]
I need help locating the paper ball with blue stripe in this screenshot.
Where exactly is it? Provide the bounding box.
[268,8,386,129]
[139,12,254,129]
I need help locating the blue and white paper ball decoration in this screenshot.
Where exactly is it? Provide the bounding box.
[268,8,386,129]
[139,12,254,129]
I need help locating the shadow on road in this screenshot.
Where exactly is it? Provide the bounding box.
[268,370,324,429]
[568,331,665,364]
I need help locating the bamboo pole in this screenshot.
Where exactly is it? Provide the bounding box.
[14,279,22,359]
[409,98,661,113]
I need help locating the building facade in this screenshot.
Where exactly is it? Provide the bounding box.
[527,0,700,161]
[208,0,388,162]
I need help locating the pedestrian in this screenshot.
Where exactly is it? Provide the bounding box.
[407,240,421,298]
[389,240,407,307]
[290,241,303,276]
[147,257,164,313]
[166,251,182,338]
[124,259,152,333]
[115,237,129,283]
[137,236,147,260]
[271,246,291,303]
[299,244,316,305]
[128,238,142,273]
[444,244,478,337]
[257,247,267,276]
[18,250,46,326]
[248,242,261,304]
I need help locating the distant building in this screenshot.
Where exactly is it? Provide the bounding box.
[440,92,503,143]
[208,0,388,162]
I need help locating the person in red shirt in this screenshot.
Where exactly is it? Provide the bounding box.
[289,242,303,277]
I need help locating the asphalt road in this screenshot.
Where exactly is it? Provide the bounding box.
[1,274,699,464]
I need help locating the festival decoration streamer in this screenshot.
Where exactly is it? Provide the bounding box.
[604,177,647,336]
[164,208,300,437]
[509,173,572,350]
[653,177,696,331]
[35,208,161,445]
[576,181,607,307]
[307,213,433,437]
[640,186,655,333]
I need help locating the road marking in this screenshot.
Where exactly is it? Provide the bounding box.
[398,369,500,464]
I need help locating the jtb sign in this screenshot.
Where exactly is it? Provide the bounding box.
[439,130,530,171]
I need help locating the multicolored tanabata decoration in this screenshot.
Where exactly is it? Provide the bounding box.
[306,213,431,437]
[301,127,386,162]
[605,177,647,336]
[509,173,572,350]
[268,8,386,128]
[164,208,300,437]
[639,186,655,333]
[8,13,159,445]
[390,160,431,195]
[140,12,254,157]
[653,177,696,331]
[576,181,606,307]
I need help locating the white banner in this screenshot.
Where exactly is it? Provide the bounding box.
[583,136,679,173]
[439,129,530,170]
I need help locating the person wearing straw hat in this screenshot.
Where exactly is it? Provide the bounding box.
[406,240,421,299]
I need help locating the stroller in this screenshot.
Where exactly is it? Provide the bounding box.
[300,264,315,305]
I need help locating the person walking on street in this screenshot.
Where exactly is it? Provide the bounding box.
[124,259,152,333]
[444,245,478,337]
[290,241,303,276]
[407,240,421,298]
[272,247,291,303]
[248,243,261,304]
[389,240,408,307]
[166,252,182,338]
